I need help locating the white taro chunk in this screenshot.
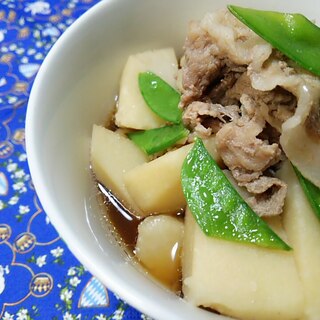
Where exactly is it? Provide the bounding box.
[115,48,179,130]
[90,125,148,215]
[182,208,304,320]
[124,143,193,215]
[278,161,320,320]
[135,215,184,291]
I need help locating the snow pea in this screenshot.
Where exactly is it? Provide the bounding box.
[293,166,320,221]
[139,71,182,124]
[181,139,291,250]
[128,124,189,155]
[228,5,320,77]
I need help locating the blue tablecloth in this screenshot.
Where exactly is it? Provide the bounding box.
[0,1,146,319]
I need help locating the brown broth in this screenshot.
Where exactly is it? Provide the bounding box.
[97,182,140,253]
[96,181,184,293]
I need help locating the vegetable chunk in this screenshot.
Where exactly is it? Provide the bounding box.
[115,48,178,129]
[139,71,182,123]
[124,144,193,215]
[128,124,189,155]
[135,215,184,291]
[278,162,320,319]
[182,208,304,320]
[91,125,148,214]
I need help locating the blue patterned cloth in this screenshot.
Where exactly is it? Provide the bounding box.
[0,1,147,319]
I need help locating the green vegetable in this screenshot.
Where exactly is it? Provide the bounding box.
[181,138,291,250]
[293,165,320,221]
[139,71,182,123]
[128,124,189,155]
[228,5,320,77]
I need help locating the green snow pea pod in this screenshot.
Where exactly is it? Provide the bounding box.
[139,71,182,124]
[181,138,291,251]
[127,124,189,155]
[228,5,320,77]
[293,165,320,221]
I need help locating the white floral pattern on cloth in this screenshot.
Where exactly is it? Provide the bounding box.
[0,1,150,319]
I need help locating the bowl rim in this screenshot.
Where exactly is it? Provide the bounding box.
[25,0,169,318]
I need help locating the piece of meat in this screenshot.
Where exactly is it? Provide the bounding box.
[180,21,222,108]
[231,168,262,184]
[183,101,240,138]
[305,102,320,141]
[216,95,282,175]
[206,65,245,105]
[225,73,297,131]
[240,176,287,217]
[244,55,320,187]
[180,8,271,109]
[200,9,272,68]
[257,123,282,146]
[226,73,295,108]
[224,170,287,216]
[207,70,239,104]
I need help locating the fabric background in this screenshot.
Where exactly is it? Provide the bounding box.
[0,1,148,319]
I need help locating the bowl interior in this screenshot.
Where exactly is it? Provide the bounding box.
[26,0,319,319]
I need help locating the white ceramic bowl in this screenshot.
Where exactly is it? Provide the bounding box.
[25,0,319,319]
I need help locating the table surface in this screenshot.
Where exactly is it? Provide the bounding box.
[0,1,148,319]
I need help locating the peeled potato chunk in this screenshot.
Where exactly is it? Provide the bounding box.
[124,144,193,215]
[91,125,148,214]
[135,215,184,291]
[182,208,304,320]
[115,48,179,130]
[278,161,320,320]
